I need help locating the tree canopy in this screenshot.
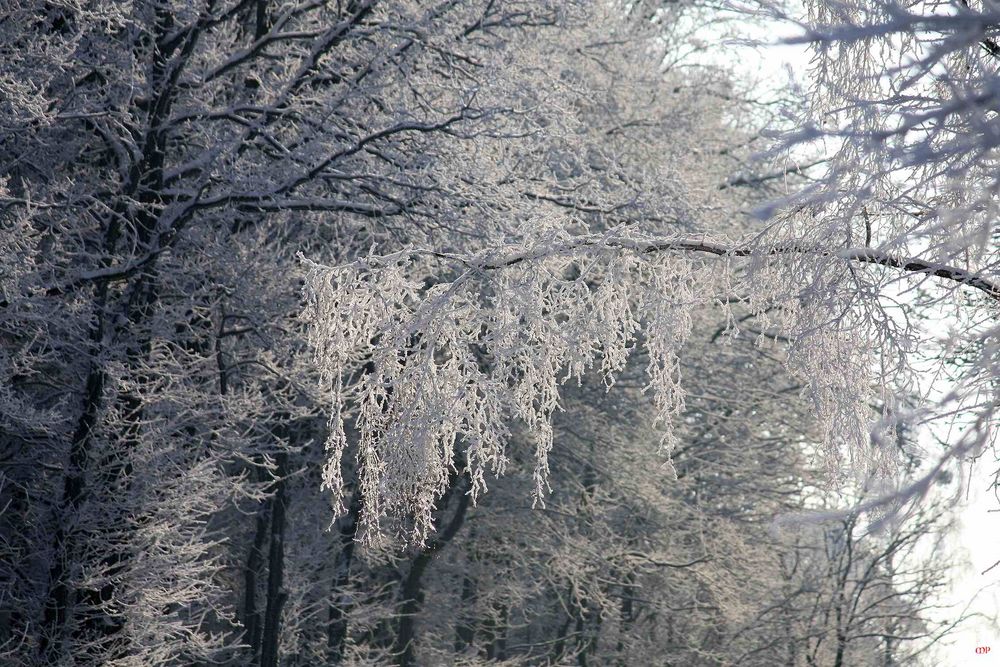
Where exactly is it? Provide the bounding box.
[1,0,995,665]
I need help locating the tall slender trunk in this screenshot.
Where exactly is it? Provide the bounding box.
[453,573,477,654]
[395,474,471,667]
[576,600,600,667]
[243,461,270,666]
[615,569,635,666]
[38,282,110,661]
[260,452,288,667]
[550,594,575,664]
[327,485,362,663]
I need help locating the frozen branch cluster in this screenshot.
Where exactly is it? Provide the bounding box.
[302,224,931,540]
[778,0,1000,483]
[303,244,705,542]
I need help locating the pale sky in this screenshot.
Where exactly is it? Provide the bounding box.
[937,466,1000,665]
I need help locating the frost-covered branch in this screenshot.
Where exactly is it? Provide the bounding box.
[325,234,1000,300]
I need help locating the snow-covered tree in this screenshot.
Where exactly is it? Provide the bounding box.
[0,0,562,663]
[303,2,1000,538]
[1,0,979,665]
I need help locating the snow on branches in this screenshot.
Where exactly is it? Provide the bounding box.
[302,240,702,543]
[300,227,934,544]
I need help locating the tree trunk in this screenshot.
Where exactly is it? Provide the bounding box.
[328,485,362,663]
[38,292,109,661]
[243,461,270,666]
[485,603,508,661]
[395,474,471,667]
[453,574,477,654]
[38,4,177,659]
[260,452,288,667]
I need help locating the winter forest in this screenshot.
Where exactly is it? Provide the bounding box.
[2,0,1000,665]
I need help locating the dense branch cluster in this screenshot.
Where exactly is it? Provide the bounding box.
[303,234,882,542]
[0,0,991,665]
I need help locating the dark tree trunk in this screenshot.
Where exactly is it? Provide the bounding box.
[243,461,270,666]
[38,289,109,662]
[615,569,635,666]
[453,574,477,654]
[550,599,575,665]
[395,474,471,667]
[260,452,288,667]
[328,485,363,663]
